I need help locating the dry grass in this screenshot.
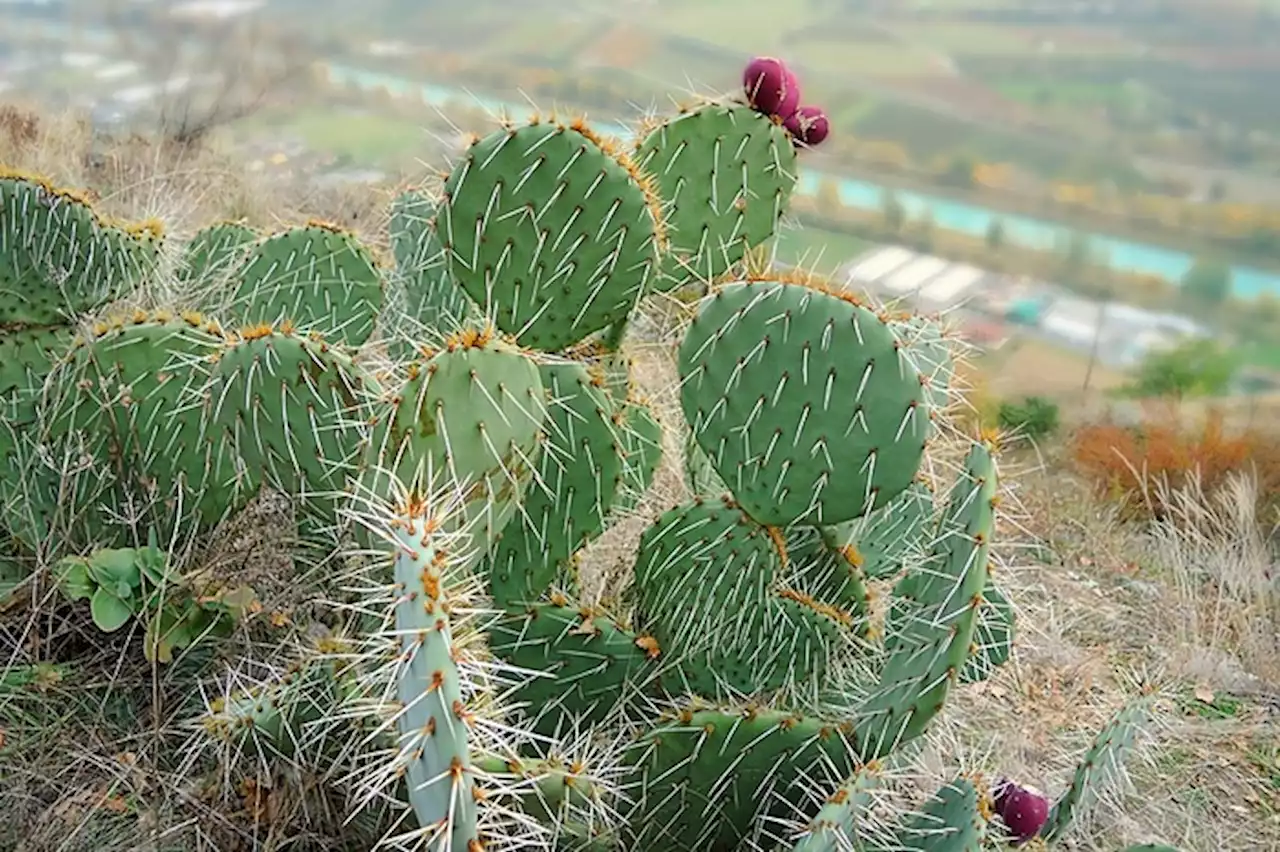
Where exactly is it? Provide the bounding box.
[938,451,1280,851]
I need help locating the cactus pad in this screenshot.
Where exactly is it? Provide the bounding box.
[787,764,880,852]
[855,443,996,760]
[959,581,1014,685]
[208,325,370,522]
[388,188,478,337]
[679,278,929,526]
[0,173,157,324]
[634,103,797,289]
[182,220,258,284]
[484,360,624,608]
[41,314,239,539]
[1041,695,1155,843]
[488,603,655,737]
[363,332,546,558]
[632,496,851,697]
[616,397,662,512]
[438,120,663,350]
[822,479,935,581]
[622,708,856,851]
[894,777,989,851]
[227,222,384,345]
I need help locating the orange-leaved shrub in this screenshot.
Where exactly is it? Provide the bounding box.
[1071,404,1280,520]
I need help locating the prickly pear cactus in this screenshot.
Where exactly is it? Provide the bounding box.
[634,103,797,289]
[679,277,929,526]
[438,119,665,350]
[225,221,385,345]
[0,170,160,325]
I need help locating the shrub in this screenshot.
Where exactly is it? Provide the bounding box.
[1071,406,1280,519]
[998,395,1060,441]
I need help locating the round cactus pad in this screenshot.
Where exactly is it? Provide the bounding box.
[0,174,157,325]
[41,316,238,537]
[679,279,929,527]
[363,335,546,555]
[182,220,257,284]
[439,121,662,351]
[208,327,370,522]
[228,223,384,346]
[635,104,797,289]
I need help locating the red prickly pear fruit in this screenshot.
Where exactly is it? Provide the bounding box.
[742,56,801,118]
[999,784,1050,844]
[783,105,830,147]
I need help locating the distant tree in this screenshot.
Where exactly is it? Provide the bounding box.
[1125,338,1235,400]
[881,190,906,235]
[985,218,1006,252]
[1181,257,1233,307]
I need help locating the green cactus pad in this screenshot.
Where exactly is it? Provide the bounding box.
[488,603,655,737]
[786,526,873,630]
[632,496,851,698]
[1041,694,1156,843]
[0,326,71,540]
[822,479,935,581]
[438,120,663,351]
[0,173,159,325]
[181,220,258,284]
[684,429,728,497]
[634,103,798,289]
[615,397,662,513]
[484,361,624,608]
[893,777,989,852]
[40,314,240,541]
[892,314,957,415]
[208,326,371,522]
[388,189,477,336]
[959,581,1014,685]
[362,332,546,558]
[622,708,857,851]
[854,443,996,760]
[227,222,385,345]
[200,658,339,759]
[679,279,929,527]
[787,764,880,852]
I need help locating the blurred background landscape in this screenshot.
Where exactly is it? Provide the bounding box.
[7,0,1280,412]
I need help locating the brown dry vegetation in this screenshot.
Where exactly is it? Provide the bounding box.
[1,107,1278,851]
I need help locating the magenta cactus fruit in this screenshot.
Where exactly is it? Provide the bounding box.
[991,776,1015,811]
[1000,783,1050,843]
[783,105,830,147]
[742,56,801,118]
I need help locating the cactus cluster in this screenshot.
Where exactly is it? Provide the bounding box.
[0,74,1175,852]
